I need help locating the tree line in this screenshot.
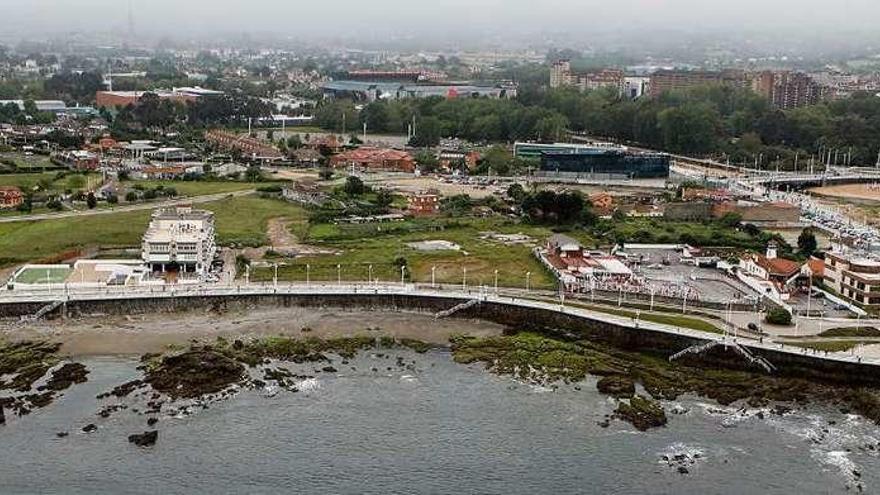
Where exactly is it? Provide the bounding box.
[526,85,880,169]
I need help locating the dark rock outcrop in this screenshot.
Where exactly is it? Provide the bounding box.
[145,350,245,399]
[128,430,158,447]
[614,395,668,431]
[596,375,636,398]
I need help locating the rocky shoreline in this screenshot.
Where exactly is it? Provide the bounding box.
[449,330,880,431]
[0,341,89,419]
[5,327,880,439]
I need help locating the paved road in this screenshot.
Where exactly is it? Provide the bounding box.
[0,189,256,224]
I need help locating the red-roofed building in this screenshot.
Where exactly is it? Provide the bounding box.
[0,186,24,209]
[740,242,802,293]
[329,147,415,172]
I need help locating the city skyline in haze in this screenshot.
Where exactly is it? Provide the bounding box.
[1,0,878,45]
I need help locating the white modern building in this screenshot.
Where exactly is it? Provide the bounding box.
[142,206,217,277]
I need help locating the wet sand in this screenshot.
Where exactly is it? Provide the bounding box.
[0,307,504,357]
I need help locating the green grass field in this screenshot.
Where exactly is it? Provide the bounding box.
[0,152,57,171]
[252,218,596,289]
[0,193,597,292]
[13,266,71,284]
[0,196,308,267]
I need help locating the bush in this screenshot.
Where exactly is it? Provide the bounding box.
[765,307,793,326]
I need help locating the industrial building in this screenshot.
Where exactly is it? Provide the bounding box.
[142,206,217,277]
[513,141,623,159]
[539,148,671,179]
[96,87,223,108]
[322,81,515,102]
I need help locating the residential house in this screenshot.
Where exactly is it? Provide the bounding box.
[408,190,440,216]
[0,186,24,209]
[329,147,415,173]
[739,242,802,296]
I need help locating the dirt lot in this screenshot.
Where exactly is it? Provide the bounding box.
[809,183,880,203]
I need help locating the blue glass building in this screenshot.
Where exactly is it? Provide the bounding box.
[540,149,670,179]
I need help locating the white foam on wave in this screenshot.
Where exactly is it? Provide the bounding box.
[296,377,321,392]
[657,442,705,468]
[400,375,418,383]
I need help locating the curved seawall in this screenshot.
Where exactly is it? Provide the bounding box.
[2,289,879,387]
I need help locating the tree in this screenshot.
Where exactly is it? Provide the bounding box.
[409,116,442,147]
[245,165,263,182]
[86,192,97,209]
[125,191,138,202]
[506,183,526,202]
[374,189,394,210]
[765,307,793,326]
[318,168,334,181]
[415,151,439,173]
[343,176,366,197]
[797,228,818,257]
[287,134,303,150]
[718,212,743,228]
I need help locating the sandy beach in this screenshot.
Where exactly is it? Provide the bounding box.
[0,307,504,357]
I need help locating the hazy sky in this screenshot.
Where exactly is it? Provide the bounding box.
[0,0,876,40]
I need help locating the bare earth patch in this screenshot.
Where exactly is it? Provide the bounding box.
[0,307,504,357]
[243,218,338,260]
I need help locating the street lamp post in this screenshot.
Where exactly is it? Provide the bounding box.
[400,265,406,285]
[462,267,467,290]
[337,264,341,285]
[368,264,373,285]
[431,266,436,288]
[273,263,278,288]
[494,269,498,294]
[682,287,689,314]
[526,272,531,292]
[306,264,310,286]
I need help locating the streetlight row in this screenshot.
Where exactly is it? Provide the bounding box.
[264,263,535,291]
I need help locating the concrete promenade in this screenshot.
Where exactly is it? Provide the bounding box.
[2,281,878,369]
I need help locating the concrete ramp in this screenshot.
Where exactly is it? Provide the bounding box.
[670,339,776,373]
[21,300,64,322]
[435,299,480,319]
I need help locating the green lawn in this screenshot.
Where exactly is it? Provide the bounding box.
[0,196,309,267]
[0,171,102,194]
[786,340,870,353]
[818,326,880,338]
[253,217,595,289]
[124,180,279,197]
[557,300,724,334]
